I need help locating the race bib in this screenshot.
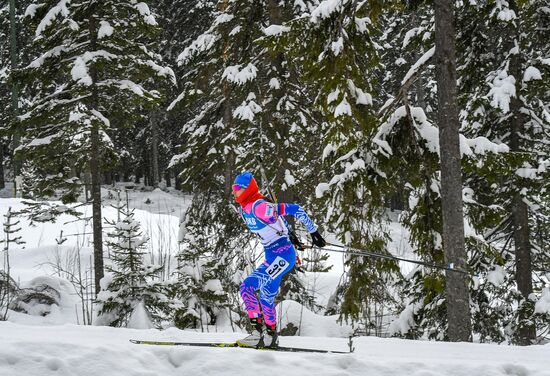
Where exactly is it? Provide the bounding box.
[265,256,290,280]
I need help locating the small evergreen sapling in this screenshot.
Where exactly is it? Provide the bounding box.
[96,205,174,328]
[1,208,25,320]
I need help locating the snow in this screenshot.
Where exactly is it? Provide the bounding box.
[331,36,344,56]
[322,143,336,160]
[233,93,262,122]
[222,64,258,85]
[535,288,550,314]
[229,26,241,36]
[2,190,550,375]
[327,88,340,104]
[127,302,154,329]
[375,106,509,157]
[493,0,517,21]
[263,25,291,36]
[403,27,422,49]
[134,2,157,26]
[98,21,114,39]
[334,96,352,117]
[316,183,331,198]
[284,169,296,187]
[204,279,224,294]
[269,77,280,89]
[24,3,44,19]
[523,66,542,82]
[1,322,549,376]
[277,300,352,337]
[177,33,217,65]
[355,17,370,33]
[213,12,234,26]
[401,46,435,85]
[117,80,145,96]
[488,70,516,113]
[34,0,71,37]
[71,57,92,86]
[487,265,506,286]
[310,0,349,23]
[388,302,422,335]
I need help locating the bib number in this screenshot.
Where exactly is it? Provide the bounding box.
[265,256,290,280]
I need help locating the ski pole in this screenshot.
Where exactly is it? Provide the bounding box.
[303,241,470,275]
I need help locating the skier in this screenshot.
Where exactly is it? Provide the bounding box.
[233,171,326,348]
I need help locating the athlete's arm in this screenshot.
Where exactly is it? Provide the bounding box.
[277,203,317,233]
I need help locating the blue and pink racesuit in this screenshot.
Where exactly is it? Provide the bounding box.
[235,173,318,329]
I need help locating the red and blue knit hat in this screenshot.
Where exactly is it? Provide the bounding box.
[234,171,265,207]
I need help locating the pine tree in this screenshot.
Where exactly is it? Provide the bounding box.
[0,0,33,190]
[168,0,322,329]
[96,206,174,327]
[0,3,10,188]
[457,0,550,344]
[433,0,473,342]
[263,0,404,330]
[19,0,175,294]
[376,1,514,341]
[0,207,25,320]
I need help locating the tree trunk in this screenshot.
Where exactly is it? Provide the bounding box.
[165,170,171,188]
[175,173,181,191]
[508,0,535,343]
[150,112,160,187]
[223,84,234,197]
[9,0,21,196]
[104,171,112,185]
[89,9,104,296]
[90,124,104,296]
[0,143,5,189]
[434,0,472,342]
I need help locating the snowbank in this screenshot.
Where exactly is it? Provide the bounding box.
[277,300,353,337]
[1,322,549,376]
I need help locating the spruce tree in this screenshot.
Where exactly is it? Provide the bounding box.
[263,0,405,330]
[457,0,550,344]
[19,0,175,294]
[169,0,322,329]
[377,2,512,341]
[96,206,174,327]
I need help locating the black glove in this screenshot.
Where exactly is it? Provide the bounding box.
[310,230,326,247]
[289,231,305,251]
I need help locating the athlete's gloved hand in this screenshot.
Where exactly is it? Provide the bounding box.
[310,230,326,247]
[289,231,305,251]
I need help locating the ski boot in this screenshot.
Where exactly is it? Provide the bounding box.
[236,318,265,348]
[263,324,279,349]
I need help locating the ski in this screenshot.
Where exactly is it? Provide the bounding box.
[129,339,350,354]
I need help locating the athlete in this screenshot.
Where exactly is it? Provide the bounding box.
[233,171,326,348]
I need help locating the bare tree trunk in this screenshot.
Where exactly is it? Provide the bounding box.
[150,112,160,187]
[165,170,171,188]
[89,9,104,296]
[508,0,535,343]
[223,84,234,196]
[9,0,21,196]
[434,0,472,342]
[0,143,4,189]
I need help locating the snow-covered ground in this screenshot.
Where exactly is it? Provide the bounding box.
[1,321,549,376]
[1,189,548,376]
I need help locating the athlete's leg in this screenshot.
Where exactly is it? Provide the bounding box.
[259,243,296,327]
[239,264,270,320]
